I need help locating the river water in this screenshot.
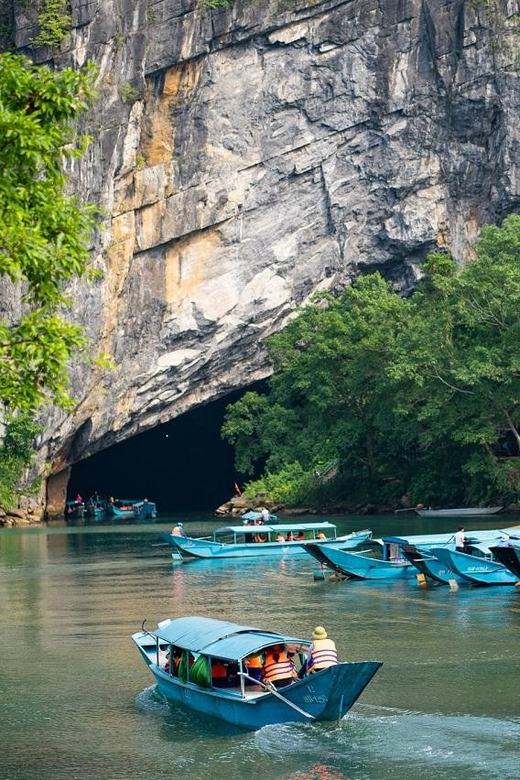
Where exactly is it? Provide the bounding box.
[1,514,519,780]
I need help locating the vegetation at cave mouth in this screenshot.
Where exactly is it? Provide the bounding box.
[223,215,520,510]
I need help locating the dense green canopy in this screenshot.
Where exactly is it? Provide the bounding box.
[223,215,520,508]
[0,53,97,412]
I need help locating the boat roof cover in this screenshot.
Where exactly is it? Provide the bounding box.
[216,521,337,534]
[153,616,306,661]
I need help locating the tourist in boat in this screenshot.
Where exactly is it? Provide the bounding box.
[276,532,285,542]
[296,531,305,541]
[164,646,183,675]
[172,522,187,538]
[286,531,294,542]
[454,526,466,553]
[316,530,327,540]
[245,654,263,682]
[261,644,297,688]
[261,507,270,523]
[211,660,229,687]
[306,627,338,674]
[254,521,268,542]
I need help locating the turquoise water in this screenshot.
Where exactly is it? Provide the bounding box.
[0,514,519,780]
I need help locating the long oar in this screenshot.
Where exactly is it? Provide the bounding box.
[238,672,315,720]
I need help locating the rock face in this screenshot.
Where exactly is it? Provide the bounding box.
[5,1,520,507]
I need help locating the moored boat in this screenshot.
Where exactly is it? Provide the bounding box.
[304,544,413,580]
[490,543,520,579]
[164,523,372,560]
[108,499,157,520]
[401,544,462,584]
[414,506,503,518]
[132,616,382,729]
[241,509,278,524]
[430,547,519,586]
[65,500,85,520]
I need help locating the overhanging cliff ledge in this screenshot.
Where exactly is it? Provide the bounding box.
[5,0,520,510]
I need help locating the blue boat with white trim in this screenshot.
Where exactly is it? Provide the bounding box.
[490,543,520,580]
[109,499,157,520]
[430,546,519,586]
[164,522,372,560]
[304,543,414,579]
[132,616,382,729]
[304,528,517,581]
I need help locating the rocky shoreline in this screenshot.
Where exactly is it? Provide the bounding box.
[214,495,397,518]
[0,495,45,527]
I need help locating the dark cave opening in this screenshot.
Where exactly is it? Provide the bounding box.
[67,382,266,512]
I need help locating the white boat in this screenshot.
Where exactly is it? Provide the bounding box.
[414,506,503,518]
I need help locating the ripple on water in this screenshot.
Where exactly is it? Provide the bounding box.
[255,705,520,780]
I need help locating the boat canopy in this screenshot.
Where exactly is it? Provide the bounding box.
[152,616,306,661]
[216,521,337,535]
[381,534,455,546]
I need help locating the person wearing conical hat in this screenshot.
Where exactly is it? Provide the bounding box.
[306,626,338,674]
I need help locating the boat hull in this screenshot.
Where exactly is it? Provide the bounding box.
[147,660,381,729]
[431,547,518,586]
[415,506,502,518]
[166,531,372,560]
[305,545,413,580]
[402,545,460,584]
[489,545,520,579]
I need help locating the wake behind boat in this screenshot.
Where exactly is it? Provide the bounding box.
[132,616,382,729]
[163,522,372,560]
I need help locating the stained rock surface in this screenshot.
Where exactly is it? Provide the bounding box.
[4,1,520,510]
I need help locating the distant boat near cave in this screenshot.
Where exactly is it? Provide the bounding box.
[108,499,157,520]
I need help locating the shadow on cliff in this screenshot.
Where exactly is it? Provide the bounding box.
[67,383,265,511]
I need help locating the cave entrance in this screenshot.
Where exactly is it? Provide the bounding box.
[67,383,265,512]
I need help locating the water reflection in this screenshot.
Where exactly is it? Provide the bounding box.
[1,518,519,780]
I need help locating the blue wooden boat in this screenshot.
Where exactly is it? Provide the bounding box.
[164,523,372,560]
[304,544,414,580]
[430,547,519,586]
[381,528,520,584]
[65,500,85,520]
[401,544,462,584]
[108,499,157,520]
[490,544,520,579]
[132,616,382,729]
[241,510,278,524]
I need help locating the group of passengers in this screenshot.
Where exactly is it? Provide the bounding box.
[163,627,338,690]
[251,626,338,688]
[275,530,305,542]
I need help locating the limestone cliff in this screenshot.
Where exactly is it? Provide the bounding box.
[5,0,520,510]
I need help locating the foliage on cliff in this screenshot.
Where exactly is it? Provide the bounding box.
[223,215,520,508]
[0,53,97,412]
[32,0,72,50]
[0,414,41,510]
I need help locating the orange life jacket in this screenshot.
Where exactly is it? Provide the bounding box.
[262,650,295,684]
[246,655,262,670]
[307,638,338,672]
[212,663,227,679]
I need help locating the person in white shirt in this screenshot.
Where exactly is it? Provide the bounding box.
[454,526,466,553]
